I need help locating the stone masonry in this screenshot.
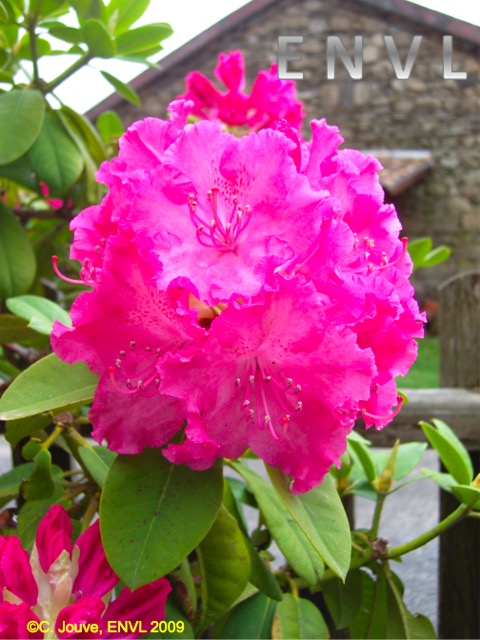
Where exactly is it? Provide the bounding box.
[93,0,480,300]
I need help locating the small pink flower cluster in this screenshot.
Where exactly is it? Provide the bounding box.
[180,50,304,130]
[52,53,424,493]
[0,506,170,639]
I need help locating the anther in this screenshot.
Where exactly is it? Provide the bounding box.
[130,341,136,349]
[249,375,255,384]
[286,378,293,388]
[115,359,121,368]
[265,376,272,383]
[243,400,250,408]
[119,350,126,359]
[294,384,301,393]
[146,346,152,352]
[264,415,271,424]
[296,401,303,411]
[235,378,241,386]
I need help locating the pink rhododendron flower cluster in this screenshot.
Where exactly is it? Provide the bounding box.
[180,50,304,130]
[0,505,170,639]
[51,59,424,493]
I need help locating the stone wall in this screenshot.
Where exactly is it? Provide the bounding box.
[114,0,480,300]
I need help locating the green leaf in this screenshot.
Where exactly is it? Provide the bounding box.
[82,18,115,57]
[0,462,35,502]
[451,485,480,510]
[5,413,52,447]
[371,442,428,481]
[422,246,451,268]
[267,466,351,581]
[22,448,55,500]
[46,22,82,44]
[107,0,150,34]
[60,106,106,166]
[421,468,456,493]
[18,34,51,59]
[0,202,37,299]
[0,353,99,421]
[0,90,45,164]
[349,568,388,639]
[223,480,282,601]
[78,445,116,488]
[197,505,251,626]
[408,237,432,269]
[230,461,324,586]
[71,0,103,22]
[155,597,194,639]
[0,314,38,343]
[101,70,140,105]
[100,449,223,589]
[0,154,40,192]
[272,594,329,639]
[114,23,172,55]
[96,110,124,143]
[420,420,473,485]
[384,567,437,638]
[6,294,71,335]
[322,570,363,630]
[347,436,377,483]
[17,483,66,550]
[27,112,84,195]
[213,592,276,640]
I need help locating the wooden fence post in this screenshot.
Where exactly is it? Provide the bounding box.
[438,271,480,639]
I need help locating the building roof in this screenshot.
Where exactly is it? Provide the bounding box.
[366,149,434,195]
[87,0,480,120]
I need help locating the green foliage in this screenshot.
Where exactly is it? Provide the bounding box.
[0,201,37,298]
[420,418,473,485]
[100,449,223,589]
[272,594,329,639]
[408,237,451,270]
[0,90,45,164]
[6,294,71,334]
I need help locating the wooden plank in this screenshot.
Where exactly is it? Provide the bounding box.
[437,271,480,639]
[356,388,480,449]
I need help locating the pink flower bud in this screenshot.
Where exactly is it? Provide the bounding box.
[55,596,105,639]
[0,536,38,606]
[35,505,73,573]
[0,602,43,639]
[72,521,118,599]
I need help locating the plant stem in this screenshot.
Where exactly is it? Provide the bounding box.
[320,496,478,583]
[28,22,40,87]
[370,492,386,538]
[81,494,99,532]
[40,425,63,450]
[43,53,92,94]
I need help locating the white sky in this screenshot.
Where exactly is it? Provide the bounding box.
[37,0,480,114]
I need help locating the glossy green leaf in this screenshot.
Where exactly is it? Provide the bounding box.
[408,237,432,269]
[213,592,276,640]
[347,436,377,483]
[60,106,106,166]
[230,461,324,586]
[0,90,45,164]
[451,485,480,510]
[18,34,51,59]
[96,110,124,143]
[5,413,52,447]
[168,560,197,625]
[17,483,66,550]
[46,22,83,44]
[372,442,428,481]
[115,23,172,55]
[422,245,451,268]
[0,353,99,420]
[0,154,40,191]
[82,18,115,57]
[78,445,116,488]
[107,0,150,34]
[322,570,363,630]
[421,468,456,493]
[272,594,328,639]
[22,448,55,500]
[0,202,37,299]
[349,569,388,639]
[100,449,223,589]
[6,294,71,335]
[71,0,103,21]
[156,597,194,639]
[0,314,38,343]
[223,480,282,601]
[198,505,250,626]
[30,0,68,19]
[420,420,473,485]
[0,462,35,500]
[267,466,351,581]
[27,113,84,195]
[101,70,140,105]
[384,567,437,638]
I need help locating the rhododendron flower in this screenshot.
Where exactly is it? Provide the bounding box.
[51,77,424,493]
[0,505,171,639]
[179,50,304,130]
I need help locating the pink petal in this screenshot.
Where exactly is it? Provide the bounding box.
[0,536,37,606]
[72,521,117,599]
[0,603,43,639]
[35,505,72,573]
[55,597,105,639]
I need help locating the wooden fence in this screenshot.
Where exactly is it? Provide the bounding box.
[358,271,480,639]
